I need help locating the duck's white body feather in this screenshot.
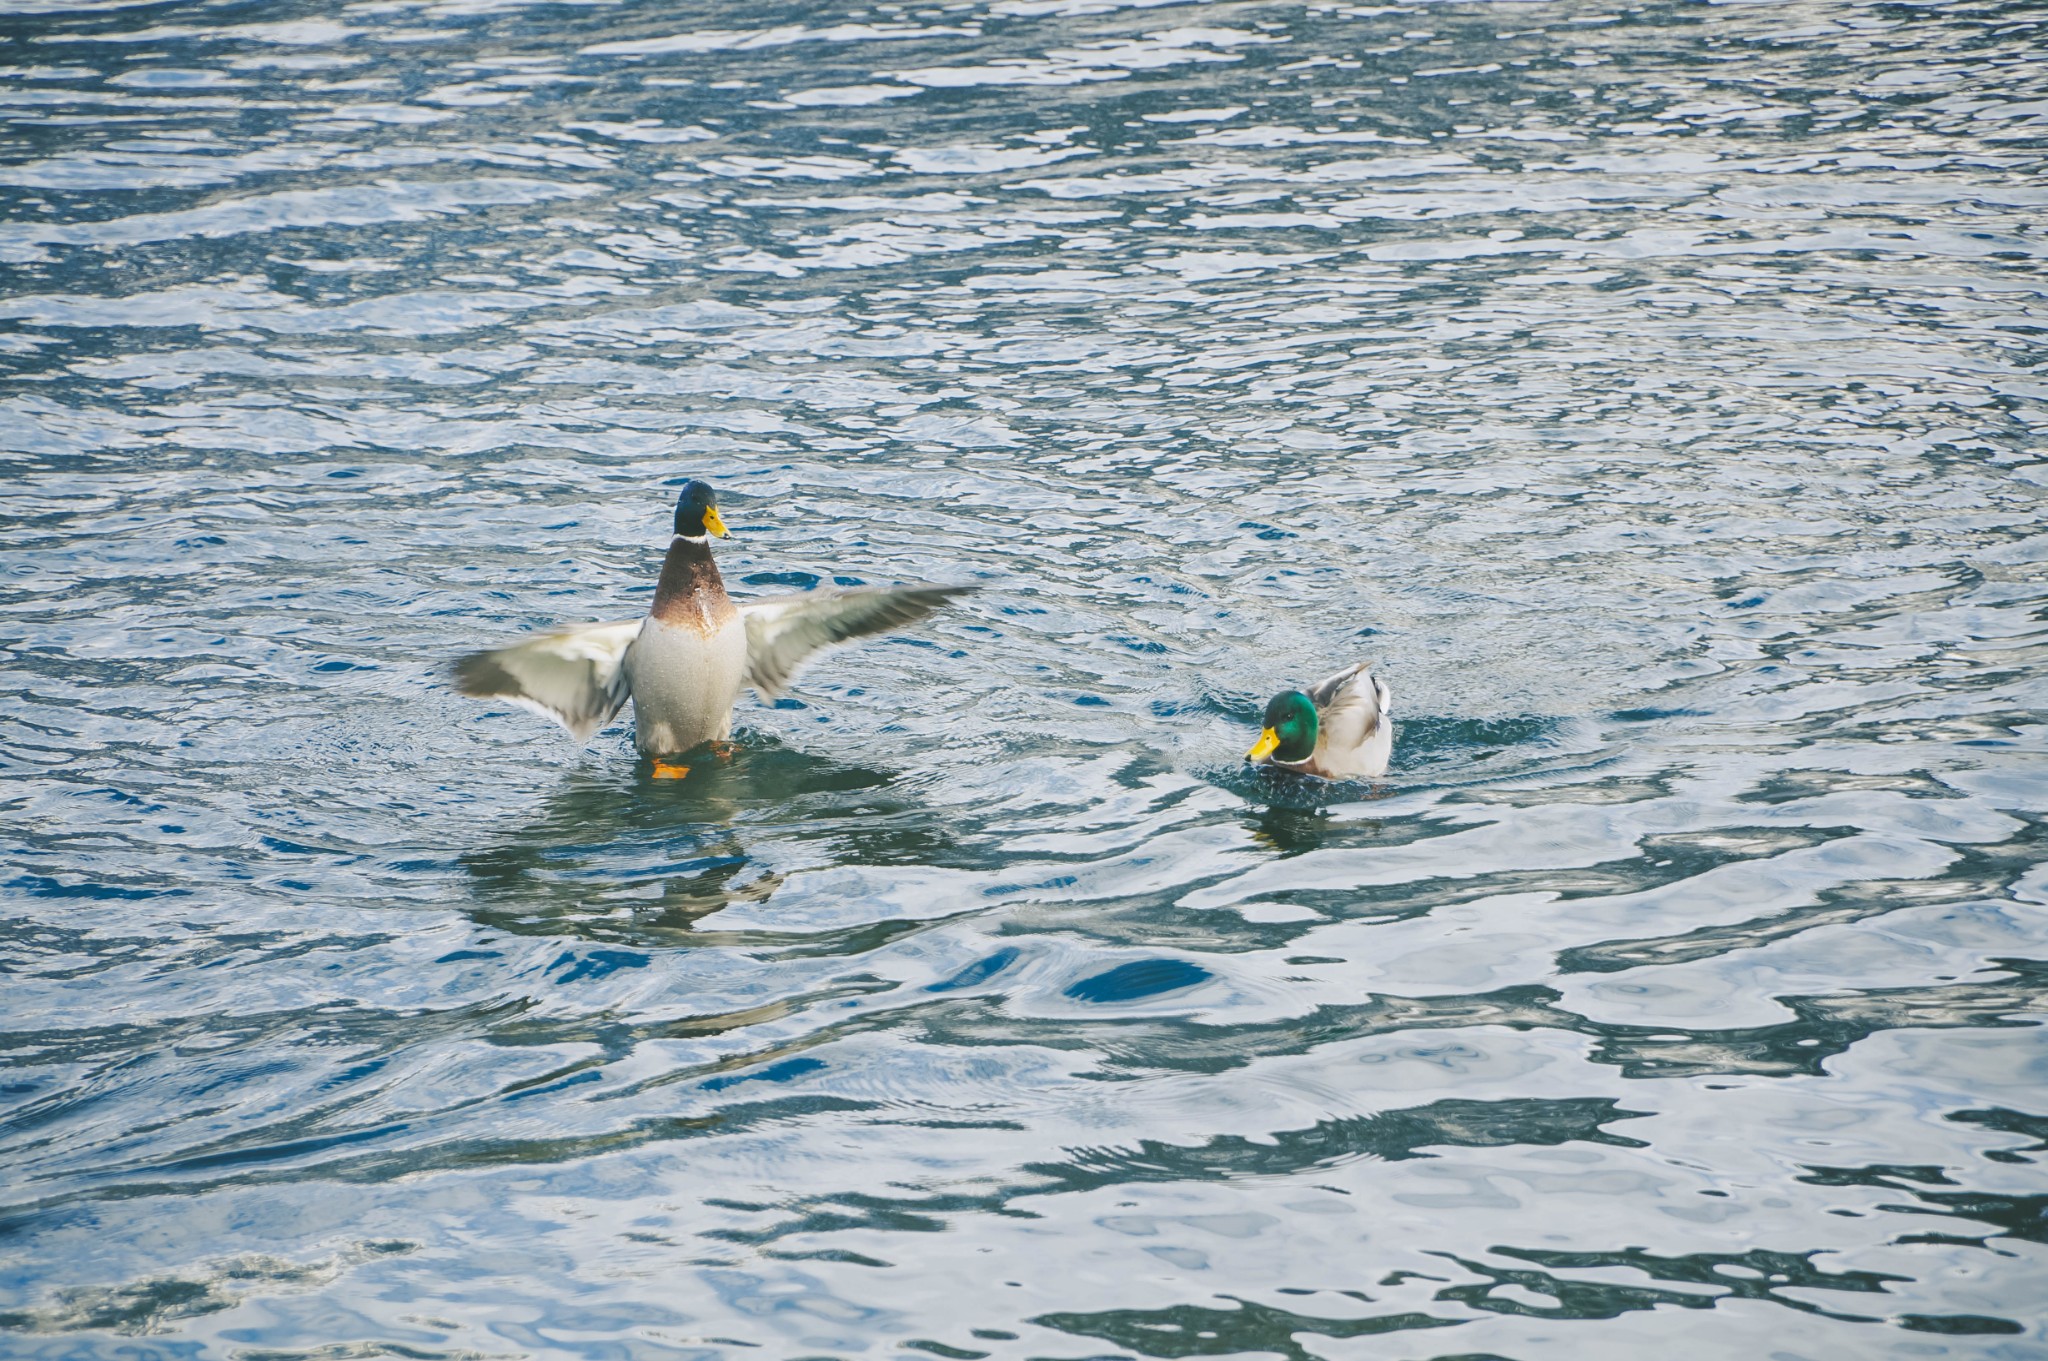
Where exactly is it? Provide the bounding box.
[626,612,748,755]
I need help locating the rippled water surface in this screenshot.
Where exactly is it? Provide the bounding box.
[4,0,2047,1355]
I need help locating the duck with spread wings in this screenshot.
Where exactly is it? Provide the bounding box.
[452,481,972,764]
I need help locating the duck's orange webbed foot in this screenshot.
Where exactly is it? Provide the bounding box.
[709,740,738,762]
[650,759,691,780]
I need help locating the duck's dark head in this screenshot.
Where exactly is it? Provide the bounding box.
[673,480,728,539]
[1247,690,1318,764]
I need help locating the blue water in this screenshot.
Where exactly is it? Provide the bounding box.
[3,0,2046,1357]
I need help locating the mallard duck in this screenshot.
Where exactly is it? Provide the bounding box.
[1245,662,1392,779]
[452,481,971,764]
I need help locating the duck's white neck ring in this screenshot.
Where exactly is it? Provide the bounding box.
[671,533,711,546]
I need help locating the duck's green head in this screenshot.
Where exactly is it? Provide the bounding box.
[673,480,728,539]
[1247,690,1318,764]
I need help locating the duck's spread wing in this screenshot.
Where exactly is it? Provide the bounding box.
[1307,662,1381,749]
[451,619,642,742]
[741,584,973,699]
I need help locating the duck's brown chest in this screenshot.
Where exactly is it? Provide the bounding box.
[650,535,739,636]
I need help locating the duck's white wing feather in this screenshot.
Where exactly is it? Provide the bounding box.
[1307,661,1384,756]
[451,619,642,743]
[741,584,973,699]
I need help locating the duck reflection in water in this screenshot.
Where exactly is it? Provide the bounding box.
[1251,804,1335,854]
[460,737,962,944]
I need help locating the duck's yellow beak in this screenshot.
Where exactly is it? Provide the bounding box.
[703,505,729,538]
[1246,728,1280,762]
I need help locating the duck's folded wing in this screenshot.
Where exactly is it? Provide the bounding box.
[741,584,974,699]
[1307,661,1382,748]
[450,619,642,742]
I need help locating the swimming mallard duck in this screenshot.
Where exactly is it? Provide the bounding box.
[1245,663,1392,779]
[452,481,971,762]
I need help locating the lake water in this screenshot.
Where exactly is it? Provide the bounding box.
[3,0,2046,1357]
